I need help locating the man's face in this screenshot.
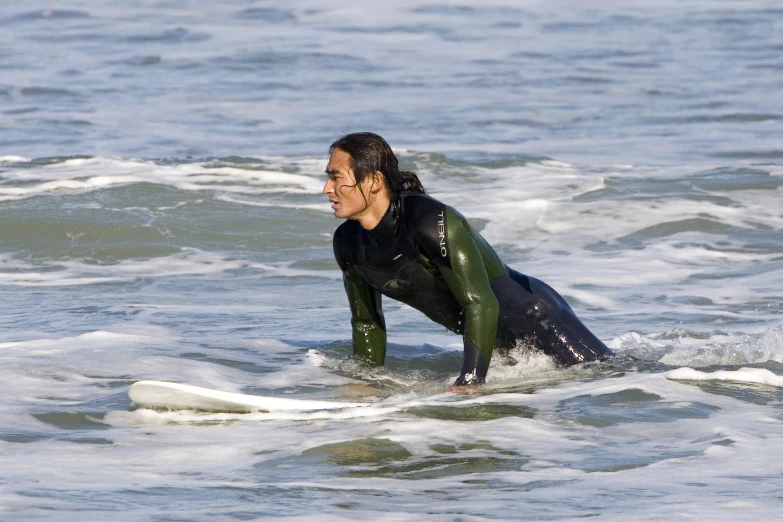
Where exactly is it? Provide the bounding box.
[323,148,372,220]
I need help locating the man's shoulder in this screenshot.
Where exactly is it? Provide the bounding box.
[400,193,454,268]
[401,193,452,222]
[401,193,466,230]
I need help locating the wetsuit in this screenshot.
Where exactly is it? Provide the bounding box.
[333,193,612,385]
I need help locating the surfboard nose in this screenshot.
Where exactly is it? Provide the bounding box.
[128,380,367,413]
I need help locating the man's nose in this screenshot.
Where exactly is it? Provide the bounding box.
[323,179,333,195]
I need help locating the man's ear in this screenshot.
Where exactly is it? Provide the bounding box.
[370,171,384,193]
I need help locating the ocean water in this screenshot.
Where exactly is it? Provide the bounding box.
[1,1,782,520]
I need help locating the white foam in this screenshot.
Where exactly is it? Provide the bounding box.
[611,327,783,366]
[0,249,341,286]
[0,157,327,202]
[0,156,30,163]
[486,346,559,384]
[0,330,157,350]
[253,349,359,389]
[215,193,332,212]
[665,367,783,387]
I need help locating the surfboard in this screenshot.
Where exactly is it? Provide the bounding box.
[128,380,368,413]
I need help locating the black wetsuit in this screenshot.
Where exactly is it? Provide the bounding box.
[333,193,612,385]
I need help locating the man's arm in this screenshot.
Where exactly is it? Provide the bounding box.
[342,264,387,365]
[333,224,387,365]
[436,207,499,384]
[405,195,500,385]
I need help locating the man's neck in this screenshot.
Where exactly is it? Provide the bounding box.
[357,194,391,230]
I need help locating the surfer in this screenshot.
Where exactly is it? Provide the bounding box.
[325,132,612,385]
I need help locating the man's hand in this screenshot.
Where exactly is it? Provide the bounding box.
[445,383,483,395]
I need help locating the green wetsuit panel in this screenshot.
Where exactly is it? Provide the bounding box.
[436,207,499,367]
[342,264,386,365]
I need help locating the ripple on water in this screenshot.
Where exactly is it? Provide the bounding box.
[301,437,527,480]
[403,403,536,422]
[555,388,720,427]
[684,379,783,405]
[20,87,80,99]
[712,149,783,160]
[125,27,211,44]
[11,10,91,22]
[233,8,297,23]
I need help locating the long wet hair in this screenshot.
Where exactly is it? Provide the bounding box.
[329,132,426,222]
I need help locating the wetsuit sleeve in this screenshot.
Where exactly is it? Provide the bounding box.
[408,199,499,385]
[342,265,387,366]
[333,226,387,366]
[438,207,499,385]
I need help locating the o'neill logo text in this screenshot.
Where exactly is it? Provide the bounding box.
[437,211,447,258]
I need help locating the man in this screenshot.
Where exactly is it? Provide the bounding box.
[324,132,612,385]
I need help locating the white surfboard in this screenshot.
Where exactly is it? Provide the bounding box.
[129,380,368,413]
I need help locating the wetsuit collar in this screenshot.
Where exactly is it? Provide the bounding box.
[366,201,396,242]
